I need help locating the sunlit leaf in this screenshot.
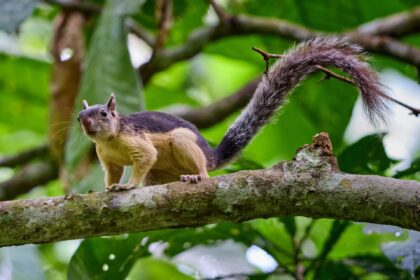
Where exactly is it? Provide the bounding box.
[127,257,193,280]
[68,235,149,280]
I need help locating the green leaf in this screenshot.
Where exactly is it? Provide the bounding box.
[345,254,410,279]
[318,220,350,260]
[127,257,194,280]
[163,222,258,257]
[0,0,37,32]
[329,222,404,259]
[0,54,49,154]
[67,224,234,279]
[168,0,207,45]
[65,0,144,178]
[338,134,396,175]
[280,216,297,239]
[310,220,350,277]
[68,234,150,280]
[394,157,420,179]
[69,222,276,279]
[311,260,356,279]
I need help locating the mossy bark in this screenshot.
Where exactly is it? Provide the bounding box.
[0,133,419,247]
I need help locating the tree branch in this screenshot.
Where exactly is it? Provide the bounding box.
[208,0,231,25]
[43,0,420,83]
[139,12,420,84]
[0,133,419,247]
[353,6,420,37]
[0,145,49,168]
[172,78,261,128]
[153,0,172,52]
[0,161,58,201]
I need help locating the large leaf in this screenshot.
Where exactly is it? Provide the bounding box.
[344,255,410,279]
[69,221,283,279]
[317,220,350,261]
[65,0,144,184]
[0,55,49,154]
[394,157,420,179]
[314,255,409,280]
[338,134,396,175]
[127,258,193,280]
[280,216,297,239]
[0,0,37,32]
[68,234,150,280]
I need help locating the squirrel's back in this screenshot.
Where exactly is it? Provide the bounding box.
[120,111,216,166]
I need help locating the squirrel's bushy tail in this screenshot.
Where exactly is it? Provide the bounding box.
[215,37,387,168]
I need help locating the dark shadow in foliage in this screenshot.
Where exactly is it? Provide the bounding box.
[394,157,420,179]
[338,134,396,175]
[315,255,411,280]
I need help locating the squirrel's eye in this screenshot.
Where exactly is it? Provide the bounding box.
[100,111,107,117]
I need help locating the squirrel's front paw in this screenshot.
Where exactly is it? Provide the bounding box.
[106,183,135,192]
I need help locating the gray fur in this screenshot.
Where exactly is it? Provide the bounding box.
[215,37,387,167]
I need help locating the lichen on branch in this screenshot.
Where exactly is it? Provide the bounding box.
[0,133,419,247]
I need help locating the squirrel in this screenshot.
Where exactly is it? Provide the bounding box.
[78,37,387,192]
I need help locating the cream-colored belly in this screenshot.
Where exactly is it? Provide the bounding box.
[96,141,133,166]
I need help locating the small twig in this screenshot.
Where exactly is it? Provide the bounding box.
[251,47,284,74]
[384,94,420,117]
[154,0,172,52]
[252,46,420,117]
[208,0,231,25]
[315,65,355,85]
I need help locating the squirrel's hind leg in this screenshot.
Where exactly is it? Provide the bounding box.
[170,128,209,183]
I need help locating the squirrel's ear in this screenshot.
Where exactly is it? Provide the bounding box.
[106,93,116,112]
[82,100,89,110]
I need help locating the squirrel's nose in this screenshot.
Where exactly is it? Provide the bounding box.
[80,117,93,128]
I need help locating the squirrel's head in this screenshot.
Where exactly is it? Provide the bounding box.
[78,94,120,141]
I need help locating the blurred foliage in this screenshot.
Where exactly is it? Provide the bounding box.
[65,0,144,179]
[0,0,37,33]
[338,134,397,176]
[0,0,419,279]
